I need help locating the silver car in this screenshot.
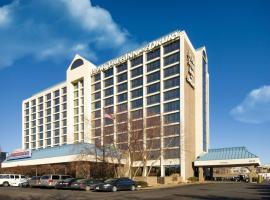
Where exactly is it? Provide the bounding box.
[39,174,72,188]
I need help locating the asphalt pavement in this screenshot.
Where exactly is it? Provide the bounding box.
[0,182,269,200]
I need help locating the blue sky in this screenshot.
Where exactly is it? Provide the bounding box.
[0,0,269,164]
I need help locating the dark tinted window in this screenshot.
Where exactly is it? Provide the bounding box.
[164,40,180,54]
[104,68,113,78]
[147,48,160,61]
[131,55,143,67]
[52,175,60,180]
[164,64,180,77]
[164,53,179,66]
[147,60,160,72]
[117,62,127,73]
[147,83,160,94]
[71,59,84,70]
[131,66,143,78]
[117,83,127,92]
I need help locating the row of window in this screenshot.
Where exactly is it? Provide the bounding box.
[92,87,180,110]
[24,87,67,109]
[91,40,180,84]
[92,111,180,128]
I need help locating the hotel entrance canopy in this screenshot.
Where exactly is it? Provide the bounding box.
[194,147,261,167]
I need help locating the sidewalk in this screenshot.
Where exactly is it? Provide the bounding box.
[139,181,206,190]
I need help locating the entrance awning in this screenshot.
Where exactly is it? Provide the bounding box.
[194,147,261,167]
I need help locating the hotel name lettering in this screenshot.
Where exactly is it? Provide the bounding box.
[91,31,182,75]
[186,51,195,89]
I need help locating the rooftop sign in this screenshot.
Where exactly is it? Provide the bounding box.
[91,30,182,75]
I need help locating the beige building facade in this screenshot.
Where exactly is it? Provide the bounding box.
[21,30,209,180]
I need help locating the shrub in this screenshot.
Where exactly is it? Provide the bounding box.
[135,181,148,188]
[188,176,199,182]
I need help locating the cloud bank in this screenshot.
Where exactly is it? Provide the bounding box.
[230,85,270,124]
[0,0,138,69]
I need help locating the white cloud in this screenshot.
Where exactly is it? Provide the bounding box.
[0,1,15,26]
[230,85,270,124]
[0,0,138,69]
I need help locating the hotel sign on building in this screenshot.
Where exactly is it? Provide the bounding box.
[91,31,182,75]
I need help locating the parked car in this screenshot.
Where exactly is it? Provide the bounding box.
[94,178,136,192]
[55,178,81,189]
[70,179,103,191]
[39,174,72,188]
[19,179,30,188]
[231,175,249,182]
[28,176,41,188]
[0,174,27,187]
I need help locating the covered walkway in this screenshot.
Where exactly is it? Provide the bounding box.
[194,147,261,182]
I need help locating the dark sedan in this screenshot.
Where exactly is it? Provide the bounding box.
[55,178,81,189]
[70,179,103,191]
[94,178,136,192]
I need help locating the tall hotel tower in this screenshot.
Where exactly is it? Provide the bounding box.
[22,30,209,180]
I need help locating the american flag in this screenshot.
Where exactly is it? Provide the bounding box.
[104,113,114,120]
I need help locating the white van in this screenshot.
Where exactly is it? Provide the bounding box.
[0,174,27,187]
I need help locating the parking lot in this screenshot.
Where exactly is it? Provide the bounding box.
[0,183,270,200]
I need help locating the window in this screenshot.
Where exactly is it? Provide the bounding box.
[93,82,101,91]
[104,106,114,114]
[54,98,60,105]
[62,87,67,94]
[117,82,127,92]
[164,89,180,101]
[131,98,143,109]
[147,48,160,61]
[164,53,179,66]
[147,71,160,83]
[70,59,84,70]
[147,94,160,105]
[93,73,100,82]
[164,64,180,77]
[131,109,143,119]
[164,40,180,54]
[54,90,60,97]
[117,72,127,83]
[164,77,179,89]
[131,66,143,78]
[92,92,100,101]
[131,88,143,98]
[131,55,143,67]
[104,78,113,87]
[147,105,160,116]
[95,101,101,109]
[104,68,113,78]
[147,83,160,94]
[104,87,113,97]
[164,148,180,159]
[164,112,180,124]
[117,103,127,112]
[62,95,67,102]
[164,136,180,148]
[147,60,160,72]
[164,101,180,112]
[131,77,143,88]
[31,99,36,106]
[38,96,43,104]
[104,97,114,106]
[117,62,127,73]
[117,93,127,103]
[46,93,51,101]
[54,113,60,121]
[54,105,60,113]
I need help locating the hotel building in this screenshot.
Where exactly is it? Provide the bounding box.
[19,30,209,180]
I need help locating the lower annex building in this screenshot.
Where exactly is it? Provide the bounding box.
[2,30,210,180]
